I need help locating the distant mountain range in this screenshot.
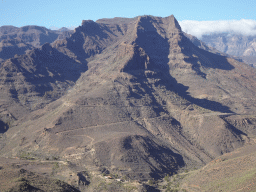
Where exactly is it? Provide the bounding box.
[0,16,256,191]
[201,33,256,67]
[0,25,73,62]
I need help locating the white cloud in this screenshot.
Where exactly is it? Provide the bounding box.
[179,19,256,39]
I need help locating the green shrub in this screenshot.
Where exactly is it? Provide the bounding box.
[52,156,59,160]
[148,179,154,185]
[164,174,170,182]
[19,152,35,160]
[52,162,59,170]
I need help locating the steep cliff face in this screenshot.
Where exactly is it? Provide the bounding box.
[0,15,256,182]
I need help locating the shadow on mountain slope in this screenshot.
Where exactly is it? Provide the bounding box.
[0,120,8,134]
[180,35,235,71]
[126,16,233,113]
[5,43,88,98]
[66,21,112,60]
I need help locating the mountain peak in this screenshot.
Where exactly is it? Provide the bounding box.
[81,19,95,26]
[135,15,182,33]
[164,15,182,32]
[135,15,158,32]
[74,19,101,34]
[117,14,183,72]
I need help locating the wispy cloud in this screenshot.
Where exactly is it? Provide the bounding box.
[179,19,256,38]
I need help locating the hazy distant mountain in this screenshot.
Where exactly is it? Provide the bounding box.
[0,15,256,191]
[201,33,256,66]
[58,27,72,32]
[0,25,74,47]
[0,25,74,62]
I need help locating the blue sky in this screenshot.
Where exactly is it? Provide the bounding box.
[1,0,256,37]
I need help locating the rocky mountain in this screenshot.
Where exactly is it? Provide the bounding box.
[0,15,256,191]
[201,33,256,66]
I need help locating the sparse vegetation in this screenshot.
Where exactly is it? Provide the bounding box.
[124,184,138,192]
[19,152,36,160]
[51,162,60,176]
[164,174,170,182]
[53,162,59,169]
[52,156,59,160]
[148,179,154,185]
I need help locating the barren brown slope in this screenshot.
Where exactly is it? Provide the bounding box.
[0,158,79,192]
[180,142,256,192]
[0,15,256,184]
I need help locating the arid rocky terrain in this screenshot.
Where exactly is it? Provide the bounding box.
[0,15,256,191]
